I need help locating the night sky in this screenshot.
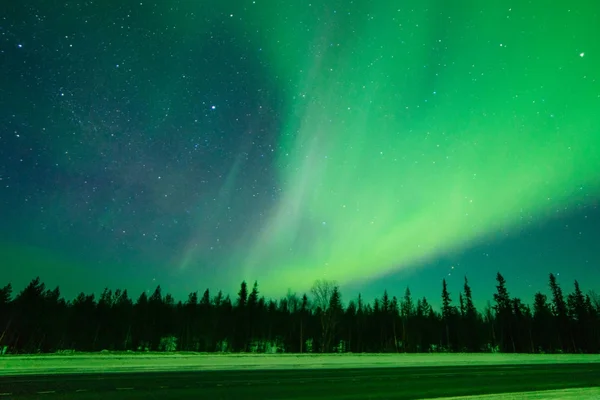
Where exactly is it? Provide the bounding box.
[1,1,599,308]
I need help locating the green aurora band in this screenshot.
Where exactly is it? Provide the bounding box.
[186,1,600,294]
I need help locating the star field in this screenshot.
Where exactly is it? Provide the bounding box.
[1,1,599,306]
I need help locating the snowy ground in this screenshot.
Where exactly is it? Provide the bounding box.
[1,352,599,376]
[426,387,600,399]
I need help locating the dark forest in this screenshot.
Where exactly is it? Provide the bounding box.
[0,273,598,355]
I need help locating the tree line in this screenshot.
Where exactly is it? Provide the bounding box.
[0,272,598,355]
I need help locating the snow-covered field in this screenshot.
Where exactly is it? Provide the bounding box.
[1,352,599,376]
[427,387,600,399]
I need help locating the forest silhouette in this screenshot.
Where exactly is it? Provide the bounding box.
[0,273,598,355]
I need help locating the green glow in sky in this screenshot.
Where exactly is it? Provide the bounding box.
[230,1,600,294]
[3,1,599,302]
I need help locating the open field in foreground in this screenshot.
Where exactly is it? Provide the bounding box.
[1,352,600,376]
[1,363,599,399]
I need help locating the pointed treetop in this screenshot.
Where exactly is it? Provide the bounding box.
[237,281,248,308]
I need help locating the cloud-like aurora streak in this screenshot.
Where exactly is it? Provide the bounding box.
[222,1,600,294]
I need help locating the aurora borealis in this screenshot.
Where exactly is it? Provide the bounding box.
[1,1,599,304]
